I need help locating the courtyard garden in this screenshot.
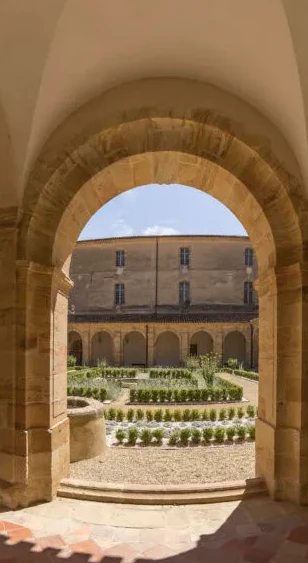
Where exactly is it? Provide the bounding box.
[67,354,259,485]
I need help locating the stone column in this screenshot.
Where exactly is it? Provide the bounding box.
[113,332,121,366]
[0,208,19,493]
[147,326,155,367]
[256,263,308,504]
[2,260,72,509]
[180,331,189,366]
[81,330,90,366]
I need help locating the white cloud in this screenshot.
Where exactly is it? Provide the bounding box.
[142,225,180,236]
[112,219,134,237]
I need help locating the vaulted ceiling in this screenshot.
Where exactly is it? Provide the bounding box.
[0,0,308,206]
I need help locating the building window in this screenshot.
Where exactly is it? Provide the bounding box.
[180,247,190,266]
[245,247,253,267]
[179,281,190,304]
[116,250,125,267]
[244,281,253,304]
[115,283,125,305]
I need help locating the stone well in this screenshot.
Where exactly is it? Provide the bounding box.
[67,397,106,462]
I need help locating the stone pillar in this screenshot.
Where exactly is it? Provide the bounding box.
[0,260,72,509]
[147,326,155,367]
[113,332,121,366]
[81,330,90,366]
[180,331,189,365]
[245,328,252,370]
[256,263,308,504]
[0,209,19,491]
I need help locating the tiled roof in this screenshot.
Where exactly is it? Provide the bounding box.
[69,309,258,324]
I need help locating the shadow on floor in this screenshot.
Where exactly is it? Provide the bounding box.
[0,489,307,562]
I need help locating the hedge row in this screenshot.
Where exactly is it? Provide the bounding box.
[67,385,107,401]
[149,368,192,380]
[223,368,259,381]
[129,385,243,404]
[105,404,256,422]
[115,425,255,446]
[101,367,137,378]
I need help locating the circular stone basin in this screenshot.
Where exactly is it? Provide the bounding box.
[67,396,106,463]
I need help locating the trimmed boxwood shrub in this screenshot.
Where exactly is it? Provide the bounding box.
[152,428,164,445]
[203,427,214,443]
[237,426,246,441]
[164,409,173,421]
[209,408,217,421]
[168,431,179,446]
[136,408,144,420]
[127,408,134,422]
[140,428,152,445]
[191,428,201,445]
[247,405,255,418]
[226,427,236,441]
[248,425,255,439]
[154,409,163,422]
[116,429,126,444]
[174,409,182,421]
[228,407,235,420]
[237,407,244,419]
[214,427,225,443]
[146,409,153,422]
[102,367,137,378]
[116,409,124,422]
[127,427,139,445]
[202,409,209,421]
[180,428,191,446]
[183,408,191,422]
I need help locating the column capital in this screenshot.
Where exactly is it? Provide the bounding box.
[16,260,73,296]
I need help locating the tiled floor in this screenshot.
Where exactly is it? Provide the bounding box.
[1,495,308,561]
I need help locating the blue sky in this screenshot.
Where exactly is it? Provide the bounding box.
[79,184,247,240]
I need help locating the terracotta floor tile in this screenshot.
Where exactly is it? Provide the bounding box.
[35,534,66,550]
[142,543,176,560]
[289,526,308,544]
[70,539,102,555]
[244,546,275,563]
[105,542,139,559]
[6,528,33,543]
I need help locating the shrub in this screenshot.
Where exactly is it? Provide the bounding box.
[127,408,134,422]
[180,389,188,403]
[191,428,201,445]
[180,428,191,446]
[136,408,144,420]
[151,389,159,403]
[221,388,228,401]
[173,389,180,403]
[166,389,173,402]
[152,428,164,445]
[159,389,167,403]
[164,409,173,421]
[144,389,151,403]
[226,427,236,442]
[174,409,182,421]
[203,427,214,443]
[237,407,244,419]
[219,408,227,421]
[137,389,145,403]
[130,389,136,402]
[183,409,191,422]
[201,388,209,402]
[237,426,246,441]
[115,429,126,444]
[247,405,255,418]
[228,407,235,420]
[212,387,222,401]
[108,408,116,421]
[194,389,201,402]
[154,409,163,422]
[209,408,217,421]
[67,355,77,368]
[168,431,179,446]
[188,388,195,402]
[127,427,139,445]
[191,409,200,421]
[146,409,153,422]
[116,409,124,422]
[227,358,238,370]
[202,409,209,421]
[214,427,225,443]
[248,425,255,439]
[140,428,152,445]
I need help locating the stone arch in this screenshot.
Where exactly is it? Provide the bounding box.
[9,79,308,506]
[123,331,146,366]
[223,331,247,367]
[154,331,181,367]
[91,331,114,366]
[190,331,214,356]
[68,330,83,365]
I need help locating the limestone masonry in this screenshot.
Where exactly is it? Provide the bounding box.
[68,234,259,368]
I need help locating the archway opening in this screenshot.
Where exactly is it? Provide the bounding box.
[123,331,146,366]
[91,331,114,366]
[154,331,181,366]
[68,331,83,366]
[223,331,247,368]
[190,331,214,356]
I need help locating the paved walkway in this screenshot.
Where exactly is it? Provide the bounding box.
[1,495,308,561]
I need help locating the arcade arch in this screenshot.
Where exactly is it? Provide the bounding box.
[68,331,83,365]
[123,331,146,366]
[190,331,214,356]
[91,331,114,366]
[223,331,247,367]
[155,331,181,367]
[3,79,307,508]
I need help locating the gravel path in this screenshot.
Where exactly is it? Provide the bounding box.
[70,442,255,485]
